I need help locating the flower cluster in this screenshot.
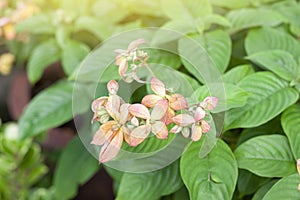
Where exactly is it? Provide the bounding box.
[91,39,218,163]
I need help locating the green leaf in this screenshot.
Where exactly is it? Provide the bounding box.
[54,136,99,200]
[74,16,113,40]
[27,39,61,84]
[234,135,296,177]
[222,64,254,84]
[237,169,270,195]
[245,27,300,60]
[62,40,90,76]
[224,72,299,130]
[116,161,183,200]
[237,116,283,146]
[263,174,300,200]
[19,81,74,139]
[210,0,249,9]
[146,49,181,69]
[282,104,300,159]
[180,139,238,200]
[152,20,196,45]
[161,0,212,20]
[15,14,54,34]
[193,83,249,112]
[227,8,284,33]
[181,30,231,75]
[252,180,278,200]
[272,0,300,27]
[247,50,300,82]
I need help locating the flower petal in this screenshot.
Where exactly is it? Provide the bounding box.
[182,127,190,138]
[191,124,202,141]
[200,96,218,110]
[170,125,182,134]
[107,80,119,95]
[106,95,121,120]
[128,38,146,51]
[151,99,168,121]
[168,93,188,110]
[152,121,168,139]
[119,103,130,125]
[129,104,150,119]
[172,114,195,126]
[125,125,151,146]
[162,107,175,125]
[141,94,162,108]
[201,120,210,133]
[91,128,111,146]
[91,97,108,112]
[150,77,166,96]
[194,107,206,121]
[297,159,300,175]
[91,121,116,145]
[98,130,123,163]
[118,58,128,77]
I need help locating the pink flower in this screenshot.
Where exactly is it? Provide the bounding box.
[200,96,218,110]
[91,95,131,163]
[127,99,169,146]
[171,107,210,141]
[115,39,147,83]
[142,78,188,124]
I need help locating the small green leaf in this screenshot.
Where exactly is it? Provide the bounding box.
[263,174,300,200]
[247,50,300,82]
[234,135,296,177]
[27,39,61,84]
[224,72,299,130]
[19,81,74,139]
[222,64,254,84]
[227,8,284,33]
[62,40,90,76]
[54,136,99,200]
[245,27,300,60]
[282,104,300,159]
[116,161,183,200]
[181,139,238,200]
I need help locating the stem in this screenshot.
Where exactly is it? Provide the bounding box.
[144,63,155,78]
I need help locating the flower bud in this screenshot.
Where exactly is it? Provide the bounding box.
[107,80,119,95]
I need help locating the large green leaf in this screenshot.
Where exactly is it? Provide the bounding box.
[227,8,284,33]
[27,39,61,84]
[62,40,90,76]
[180,30,231,76]
[19,81,75,139]
[53,136,99,200]
[247,50,300,82]
[272,0,300,27]
[234,135,296,177]
[224,72,299,130]
[263,174,300,200]
[116,161,183,200]
[222,64,254,84]
[146,49,182,70]
[245,27,300,60]
[180,139,238,200]
[193,83,249,113]
[282,104,300,159]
